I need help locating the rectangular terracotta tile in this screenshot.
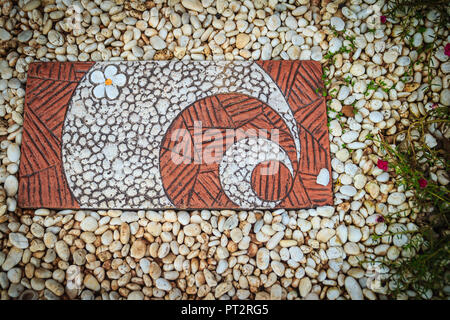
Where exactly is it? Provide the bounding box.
[19,61,332,210]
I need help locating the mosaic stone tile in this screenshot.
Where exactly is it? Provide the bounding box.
[19,61,332,210]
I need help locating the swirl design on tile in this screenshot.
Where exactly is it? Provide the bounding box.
[62,61,299,208]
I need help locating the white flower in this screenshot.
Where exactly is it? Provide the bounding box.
[90,65,126,99]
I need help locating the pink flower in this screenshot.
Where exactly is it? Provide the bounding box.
[380,15,387,24]
[377,159,388,171]
[376,215,385,223]
[431,103,438,109]
[445,44,450,57]
[419,178,428,188]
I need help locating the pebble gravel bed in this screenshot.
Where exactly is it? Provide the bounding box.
[0,0,449,300]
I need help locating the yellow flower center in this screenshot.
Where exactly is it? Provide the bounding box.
[105,78,112,85]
